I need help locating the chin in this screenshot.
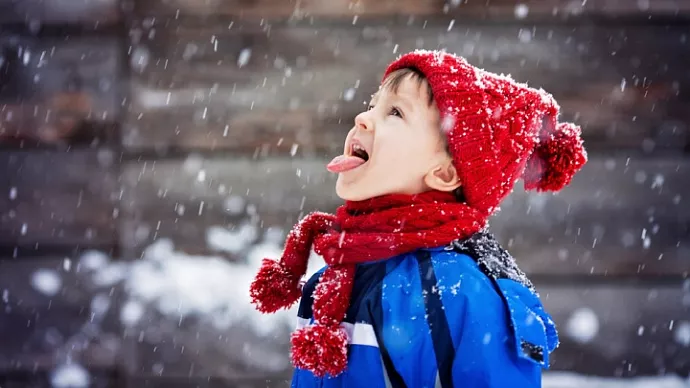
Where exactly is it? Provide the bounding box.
[335,176,377,201]
[335,173,430,201]
[335,182,365,201]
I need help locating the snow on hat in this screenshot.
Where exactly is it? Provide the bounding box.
[383,50,588,216]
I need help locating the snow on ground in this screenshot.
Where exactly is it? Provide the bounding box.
[543,372,689,387]
[43,365,690,388]
[79,224,325,337]
[27,221,687,386]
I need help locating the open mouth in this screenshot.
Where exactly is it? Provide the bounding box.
[351,143,370,162]
[326,140,370,173]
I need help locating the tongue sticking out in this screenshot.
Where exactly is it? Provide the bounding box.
[327,155,366,173]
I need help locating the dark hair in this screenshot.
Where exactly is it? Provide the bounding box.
[382,68,466,203]
[452,186,466,202]
[381,67,435,106]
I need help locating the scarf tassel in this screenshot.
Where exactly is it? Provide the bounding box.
[290,264,355,377]
[250,212,334,314]
[249,192,487,378]
[291,324,349,378]
[249,258,302,313]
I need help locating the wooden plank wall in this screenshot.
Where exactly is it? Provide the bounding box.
[1,0,689,385]
[0,0,128,384]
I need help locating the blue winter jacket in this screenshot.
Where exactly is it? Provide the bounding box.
[291,233,559,388]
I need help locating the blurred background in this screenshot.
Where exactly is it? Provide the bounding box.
[1,0,689,387]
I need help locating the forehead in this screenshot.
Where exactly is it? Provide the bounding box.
[373,72,434,104]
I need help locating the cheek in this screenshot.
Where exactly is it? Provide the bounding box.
[372,138,403,167]
[375,137,428,172]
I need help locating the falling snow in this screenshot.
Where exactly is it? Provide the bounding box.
[4,7,687,384]
[50,364,90,388]
[674,321,690,346]
[90,293,111,318]
[441,114,456,134]
[514,4,529,19]
[120,299,145,327]
[237,48,252,67]
[130,46,150,73]
[637,0,650,11]
[182,43,198,60]
[343,88,356,101]
[224,195,246,215]
[18,219,686,386]
[31,269,62,296]
[518,29,532,43]
[79,250,109,271]
[566,307,599,344]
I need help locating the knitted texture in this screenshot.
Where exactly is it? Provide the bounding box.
[249,191,487,377]
[251,49,589,378]
[383,50,588,216]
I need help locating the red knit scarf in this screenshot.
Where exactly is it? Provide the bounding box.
[249,190,487,377]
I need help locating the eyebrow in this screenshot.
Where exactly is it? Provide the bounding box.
[393,93,414,114]
[369,91,415,114]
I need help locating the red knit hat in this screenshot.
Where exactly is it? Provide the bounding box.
[250,51,589,378]
[383,50,588,215]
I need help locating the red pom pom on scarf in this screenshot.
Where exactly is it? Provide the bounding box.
[291,324,349,378]
[249,259,302,313]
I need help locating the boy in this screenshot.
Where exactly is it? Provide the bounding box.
[250,50,587,387]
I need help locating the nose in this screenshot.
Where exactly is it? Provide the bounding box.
[354,110,373,132]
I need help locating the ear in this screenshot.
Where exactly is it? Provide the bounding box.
[424,159,461,193]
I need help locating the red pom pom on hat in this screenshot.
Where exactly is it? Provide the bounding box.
[382,50,589,216]
[523,122,588,192]
[249,258,302,313]
[291,324,349,378]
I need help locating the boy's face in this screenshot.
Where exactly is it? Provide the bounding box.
[328,73,457,201]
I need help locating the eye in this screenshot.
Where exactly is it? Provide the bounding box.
[389,106,403,118]
[367,104,374,111]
